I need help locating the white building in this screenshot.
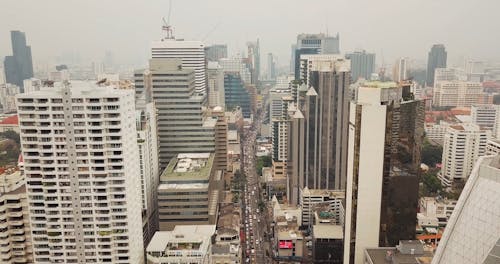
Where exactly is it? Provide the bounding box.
[392,57,408,82]
[300,188,344,227]
[151,39,207,95]
[136,97,160,247]
[432,81,484,107]
[432,155,500,264]
[433,68,466,86]
[17,81,144,263]
[425,122,450,144]
[439,123,490,187]
[146,225,215,264]
[23,78,42,93]
[417,197,457,227]
[471,104,500,135]
[207,62,225,108]
[218,57,252,84]
[0,83,20,113]
[486,139,500,155]
[0,168,33,264]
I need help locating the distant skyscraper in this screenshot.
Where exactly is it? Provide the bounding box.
[3,31,34,91]
[247,40,261,84]
[344,81,424,264]
[345,50,375,81]
[151,39,207,95]
[392,57,408,82]
[267,53,276,80]
[205,44,228,61]
[287,55,350,205]
[426,44,447,87]
[17,82,145,263]
[439,123,490,187]
[224,72,252,118]
[134,59,215,169]
[207,61,225,108]
[293,33,340,79]
[432,155,500,264]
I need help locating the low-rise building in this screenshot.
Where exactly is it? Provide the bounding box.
[212,203,241,264]
[300,188,345,227]
[417,197,457,228]
[157,153,221,231]
[271,197,304,261]
[0,115,19,134]
[0,167,33,264]
[146,225,216,264]
[312,208,343,263]
[364,240,434,264]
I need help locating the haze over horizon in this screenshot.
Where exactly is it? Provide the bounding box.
[1,0,499,69]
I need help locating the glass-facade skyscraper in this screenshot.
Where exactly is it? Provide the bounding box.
[426,44,447,87]
[3,30,34,91]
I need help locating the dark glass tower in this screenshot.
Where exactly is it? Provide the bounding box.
[224,72,252,118]
[3,31,34,91]
[426,44,447,87]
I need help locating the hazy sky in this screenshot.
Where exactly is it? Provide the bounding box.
[1,0,499,70]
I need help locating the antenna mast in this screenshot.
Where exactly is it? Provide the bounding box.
[162,0,174,40]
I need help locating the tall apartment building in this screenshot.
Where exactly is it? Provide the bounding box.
[17,82,144,263]
[346,50,375,81]
[344,81,424,264]
[287,56,350,205]
[157,153,220,231]
[267,53,276,80]
[3,31,33,91]
[392,57,408,82]
[135,97,160,248]
[433,81,484,107]
[209,107,228,172]
[433,68,466,86]
[426,44,447,87]
[432,155,500,264]
[471,104,500,135]
[207,62,225,108]
[439,123,490,187]
[0,168,33,264]
[134,59,215,169]
[151,39,207,95]
[293,33,340,79]
[247,40,261,84]
[205,44,228,62]
[224,72,252,118]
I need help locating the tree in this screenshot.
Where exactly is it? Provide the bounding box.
[0,131,20,145]
[421,139,443,167]
[256,156,272,176]
[421,171,443,196]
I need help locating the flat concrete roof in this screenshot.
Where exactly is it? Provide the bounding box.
[313,224,343,239]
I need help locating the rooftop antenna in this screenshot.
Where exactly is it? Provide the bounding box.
[162,0,174,40]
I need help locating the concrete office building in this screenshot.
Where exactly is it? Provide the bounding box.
[311,208,344,263]
[344,81,424,264]
[426,44,447,87]
[157,153,220,231]
[287,56,350,205]
[392,57,408,82]
[17,82,144,263]
[0,168,33,264]
[209,107,228,172]
[219,58,252,84]
[146,225,215,264]
[151,39,207,95]
[247,40,261,84]
[439,123,490,187]
[418,197,457,228]
[205,44,228,62]
[207,62,225,108]
[432,155,500,264]
[346,50,375,81]
[433,67,466,86]
[471,104,500,135]
[300,188,345,228]
[134,59,215,169]
[3,31,33,91]
[267,53,276,80]
[433,81,484,107]
[293,33,340,79]
[135,97,160,248]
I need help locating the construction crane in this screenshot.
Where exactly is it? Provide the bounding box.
[162,0,174,39]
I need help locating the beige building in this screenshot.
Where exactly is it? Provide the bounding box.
[209,107,228,172]
[433,81,484,107]
[157,153,221,231]
[0,168,33,264]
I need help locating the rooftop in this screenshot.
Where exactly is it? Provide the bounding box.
[161,153,214,181]
[365,240,434,264]
[147,225,215,253]
[0,115,18,125]
[313,224,343,239]
[362,80,398,89]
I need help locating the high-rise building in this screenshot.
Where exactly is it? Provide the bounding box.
[344,81,424,264]
[209,107,228,172]
[345,50,375,81]
[3,31,34,91]
[426,44,447,87]
[17,82,144,263]
[151,39,207,95]
[433,68,466,86]
[432,81,484,107]
[439,123,490,187]
[287,56,350,205]
[392,57,408,82]
[207,62,225,108]
[135,97,160,248]
[471,104,500,135]
[205,44,228,62]
[219,57,252,84]
[0,168,33,264]
[224,72,252,118]
[267,53,276,80]
[247,40,260,84]
[432,155,500,264]
[293,33,340,79]
[157,153,220,231]
[134,59,215,169]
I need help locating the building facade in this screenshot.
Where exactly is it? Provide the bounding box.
[224,72,252,118]
[207,62,225,108]
[392,57,408,82]
[346,50,375,81]
[3,31,33,91]
[471,104,500,135]
[205,44,228,62]
[433,81,484,107]
[293,33,340,79]
[17,82,144,263]
[426,44,447,87]
[344,81,424,264]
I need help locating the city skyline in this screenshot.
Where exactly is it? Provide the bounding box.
[1,0,500,68]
